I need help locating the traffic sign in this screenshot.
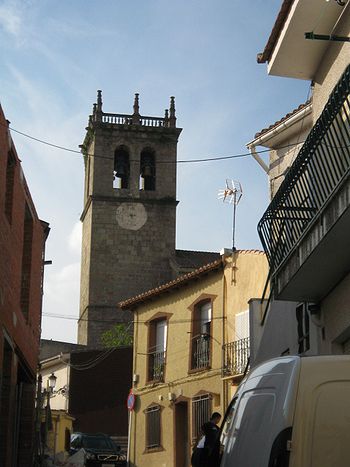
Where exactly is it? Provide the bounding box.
[127,390,135,411]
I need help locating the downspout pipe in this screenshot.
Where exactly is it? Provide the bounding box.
[248,145,269,173]
[246,103,312,173]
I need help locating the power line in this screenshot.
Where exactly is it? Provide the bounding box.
[60,347,118,371]
[2,120,308,165]
[42,312,225,325]
[4,112,350,167]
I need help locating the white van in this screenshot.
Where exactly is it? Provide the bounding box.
[220,355,350,467]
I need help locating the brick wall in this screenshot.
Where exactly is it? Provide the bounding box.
[0,103,49,467]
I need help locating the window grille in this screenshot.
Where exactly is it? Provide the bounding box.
[192,393,211,442]
[148,350,166,382]
[145,405,161,449]
[192,335,210,370]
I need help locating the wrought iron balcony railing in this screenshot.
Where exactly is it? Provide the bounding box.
[222,337,250,377]
[258,64,350,276]
[192,335,210,370]
[148,350,166,382]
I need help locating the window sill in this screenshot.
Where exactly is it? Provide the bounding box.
[188,366,211,375]
[143,446,165,454]
[146,379,164,385]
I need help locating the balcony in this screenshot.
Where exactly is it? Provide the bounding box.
[222,337,250,377]
[192,335,210,370]
[258,64,350,302]
[148,351,166,382]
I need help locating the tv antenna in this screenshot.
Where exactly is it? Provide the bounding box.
[218,179,243,251]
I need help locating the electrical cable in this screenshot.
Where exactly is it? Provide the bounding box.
[67,348,115,369]
[5,117,350,167]
[0,119,309,165]
[42,312,226,325]
[60,347,117,370]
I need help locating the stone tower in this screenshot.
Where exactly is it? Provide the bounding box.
[78,92,182,346]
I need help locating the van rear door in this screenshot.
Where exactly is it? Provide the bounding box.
[220,357,300,467]
[290,356,350,467]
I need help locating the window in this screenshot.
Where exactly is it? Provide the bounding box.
[191,301,212,370]
[234,310,249,340]
[114,146,130,189]
[5,151,16,222]
[148,319,167,382]
[192,393,211,443]
[140,149,155,191]
[145,404,161,449]
[21,203,33,318]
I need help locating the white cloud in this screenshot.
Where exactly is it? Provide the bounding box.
[69,222,82,256]
[0,3,21,36]
[42,262,80,342]
[44,262,80,306]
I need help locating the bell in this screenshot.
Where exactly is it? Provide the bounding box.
[142,164,152,177]
[115,162,126,177]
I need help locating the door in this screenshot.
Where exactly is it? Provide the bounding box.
[175,401,189,467]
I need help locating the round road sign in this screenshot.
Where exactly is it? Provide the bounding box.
[127,391,135,411]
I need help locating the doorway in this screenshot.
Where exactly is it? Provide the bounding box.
[175,400,189,467]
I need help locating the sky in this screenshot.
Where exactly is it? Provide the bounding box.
[0,0,309,343]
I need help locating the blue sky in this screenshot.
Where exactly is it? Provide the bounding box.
[0,0,309,342]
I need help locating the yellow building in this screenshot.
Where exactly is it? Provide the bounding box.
[46,410,75,462]
[119,249,268,467]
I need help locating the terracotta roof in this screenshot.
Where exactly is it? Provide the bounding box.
[254,101,311,139]
[233,249,265,255]
[119,249,265,309]
[257,0,294,64]
[119,258,224,309]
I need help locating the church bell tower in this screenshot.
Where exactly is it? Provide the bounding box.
[78,92,182,346]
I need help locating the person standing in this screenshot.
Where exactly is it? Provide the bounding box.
[191,412,222,467]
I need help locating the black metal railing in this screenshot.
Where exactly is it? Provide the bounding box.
[145,405,161,448]
[148,350,166,382]
[258,64,350,275]
[222,337,250,377]
[192,393,211,442]
[192,335,210,370]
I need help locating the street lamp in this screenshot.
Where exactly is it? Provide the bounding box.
[48,373,57,393]
[41,373,57,465]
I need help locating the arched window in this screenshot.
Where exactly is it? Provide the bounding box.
[140,149,155,191]
[147,318,167,383]
[190,300,212,370]
[113,146,130,189]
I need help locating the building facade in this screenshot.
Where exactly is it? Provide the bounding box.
[78,92,182,346]
[40,346,133,457]
[248,0,350,363]
[0,104,49,466]
[119,250,268,467]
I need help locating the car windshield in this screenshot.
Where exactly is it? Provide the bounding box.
[82,436,111,450]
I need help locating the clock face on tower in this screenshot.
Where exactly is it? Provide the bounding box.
[116,203,148,230]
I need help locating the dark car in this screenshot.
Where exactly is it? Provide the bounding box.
[70,432,127,466]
